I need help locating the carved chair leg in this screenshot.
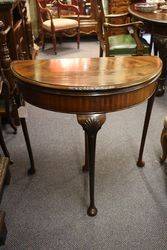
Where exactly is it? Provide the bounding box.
[20,118,35,175]
[77,114,106,216]
[99,46,103,57]
[82,131,89,172]
[137,93,155,167]
[52,32,57,54]
[160,117,167,163]
[5,99,17,134]
[41,31,45,51]
[77,27,80,49]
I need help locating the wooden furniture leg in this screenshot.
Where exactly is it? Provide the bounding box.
[0,211,7,246]
[0,157,10,246]
[160,117,167,163]
[77,114,106,216]
[137,93,156,167]
[4,166,11,186]
[83,131,89,172]
[20,118,35,175]
[0,125,10,159]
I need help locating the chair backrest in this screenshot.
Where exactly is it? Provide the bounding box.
[89,0,105,43]
[36,0,49,26]
[0,21,14,95]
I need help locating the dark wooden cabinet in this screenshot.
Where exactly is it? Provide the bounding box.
[0,0,34,60]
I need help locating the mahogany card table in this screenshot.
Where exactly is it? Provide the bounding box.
[11,56,162,216]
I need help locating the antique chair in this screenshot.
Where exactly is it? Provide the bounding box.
[0,21,35,175]
[36,0,80,54]
[61,0,99,35]
[94,0,150,57]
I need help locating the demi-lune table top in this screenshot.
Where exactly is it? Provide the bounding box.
[11,56,162,92]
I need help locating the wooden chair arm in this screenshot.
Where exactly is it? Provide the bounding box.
[37,1,53,20]
[104,21,144,29]
[105,12,129,19]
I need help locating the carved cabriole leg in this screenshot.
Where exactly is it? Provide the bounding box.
[160,117,167,164]
[137,93,156,167]
[83,131,89,172]
[77,114,106,216]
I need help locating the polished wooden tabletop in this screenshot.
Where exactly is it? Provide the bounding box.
[129,4,167,24]
[11,56,162,92]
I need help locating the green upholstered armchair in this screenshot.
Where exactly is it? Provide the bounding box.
[95,0,150,57]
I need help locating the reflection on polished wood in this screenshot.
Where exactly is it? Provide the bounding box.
[11,56,162,216]
[129,4,167,96]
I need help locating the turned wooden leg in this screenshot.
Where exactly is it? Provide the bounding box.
[77,27,80,49]
[41,31,45,51]
[20,118,35,175]
[82,131,89,173]
[52,32,57,55]
[77,114,106,216]
[160,117,167,163]
[137,93,155,167]
[99,46,103,57]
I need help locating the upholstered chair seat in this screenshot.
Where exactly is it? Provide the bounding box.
[108,34,150,56]
[43,18,78,31]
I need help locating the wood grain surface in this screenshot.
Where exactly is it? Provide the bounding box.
[11,56,162,91]
[11,56,162,114]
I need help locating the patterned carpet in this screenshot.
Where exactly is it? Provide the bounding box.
[1,38,167,250]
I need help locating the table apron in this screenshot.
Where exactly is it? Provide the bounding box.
[18,82,157,114]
